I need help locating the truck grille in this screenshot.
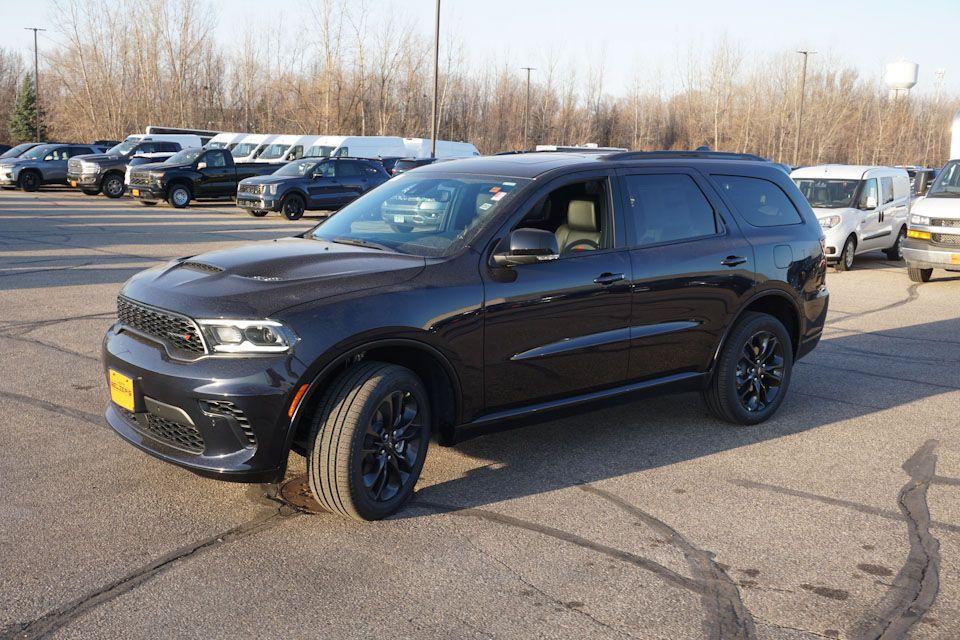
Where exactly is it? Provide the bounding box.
[931,233,960,248]
[238,183,263,195]
[931,218,960,229]
[128,173,152,187]
[116,295,205,355]
[200,400,256,448]
[68,158,82,174]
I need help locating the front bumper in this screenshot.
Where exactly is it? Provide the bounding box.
[66,171,101,188]
[903,239,960,272]
[0,171,17,186]
[129,184,165,201]
[237,193,280,211]
[102,325,306,482]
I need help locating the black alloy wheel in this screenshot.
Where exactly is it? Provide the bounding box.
[360,390,425,503]
[281,194,305,221]
[735,330,785,413]
[19,171,40,192]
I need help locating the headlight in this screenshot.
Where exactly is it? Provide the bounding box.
[819,215,841,229]
[910,214,930,226]
[81,161,100,174]
[196,319,297,354]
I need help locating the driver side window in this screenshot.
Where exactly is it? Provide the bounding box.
[204,151,226,168]
[314,162,335,178]
[858,179,878,209]
[513,178,613,256]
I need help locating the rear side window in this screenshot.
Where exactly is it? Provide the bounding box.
[622,173,718,246]
[336,161,362,178]
[715,175,802,227]
[881,177,894,204]
[161,142,181,153]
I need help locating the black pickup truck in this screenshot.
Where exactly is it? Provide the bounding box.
[126,148,276,208]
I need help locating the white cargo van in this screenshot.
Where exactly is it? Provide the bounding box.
[791,165,911,271]
[231,134,277,163]
[304,136,408,159]
[206,132,247,151]
[951,110,960,161]
[116,133,205,151]
[401,138,480,159]
[254,135,319,164]
[902,159,960,282]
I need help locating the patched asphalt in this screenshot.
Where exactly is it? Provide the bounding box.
[1,189,959,639]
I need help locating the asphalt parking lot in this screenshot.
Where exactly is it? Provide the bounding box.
[2,189,960,640]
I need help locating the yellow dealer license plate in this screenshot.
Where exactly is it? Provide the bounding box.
[70,180,77,187]
[131,189,139,197]
[951,254,960,265]
[109,369,135,411]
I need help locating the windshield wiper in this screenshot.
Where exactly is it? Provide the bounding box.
[929,191,960,198]
[331,237,392,251]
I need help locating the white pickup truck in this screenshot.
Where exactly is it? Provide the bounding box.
[902,159,960,282]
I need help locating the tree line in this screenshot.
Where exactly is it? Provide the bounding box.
[1,0,957,167]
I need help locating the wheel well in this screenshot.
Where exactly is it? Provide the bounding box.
[740,294,801,357]
[291,343,460,453]
[19,168,40,180]
[846,233,857,250]
[167,180,192,197]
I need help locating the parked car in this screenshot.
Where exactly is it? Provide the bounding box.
[376,156,404,174]
[126,147,276,208]
[0,144,10,155]
[230,134,277,163]
[391,157,439,176]
[124,152,177,189]
[791,165,911,270]
[102,150,828,521]
[0,143,108,191]
[402,138,480,159]
[67,134,199,198]
[0,142,42,159]
[903,159,960,282]
[236,156,390,220]
[898,166,939,197]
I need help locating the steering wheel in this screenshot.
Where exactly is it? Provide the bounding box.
[563,239,600,254]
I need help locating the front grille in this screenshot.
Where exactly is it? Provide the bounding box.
[68,158,82,174]
[117,296,205,355]
[114,405,205,454]
[931,218,960,229]
[201,400,256,447]
[931,233,960,247]
[179,261,223,273]
[238,183,263,195]
[128,173,152,187]
[144,414,205,453]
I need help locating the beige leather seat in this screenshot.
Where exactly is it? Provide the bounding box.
[555,200,601,253]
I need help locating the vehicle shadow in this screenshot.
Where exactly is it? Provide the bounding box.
[399,315,960,515]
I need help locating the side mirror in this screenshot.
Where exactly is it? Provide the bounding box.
[197,161,207,170]
[492,228,560,267]
[864,195,877,210]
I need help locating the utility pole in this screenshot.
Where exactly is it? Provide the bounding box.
[25,27,46,142]
[429,0,440,159]
[793,49,815,166]
[521,67,535,149]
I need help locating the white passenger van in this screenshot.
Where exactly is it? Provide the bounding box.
[115,133,205,151]
[305,136,408,159]
[205,132,246,150]
[231,134,277,163]
[254,135,319,164]
[401,138,480,159]
[791,165,911,271]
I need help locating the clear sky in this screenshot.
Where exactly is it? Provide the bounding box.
[2,0,958,96]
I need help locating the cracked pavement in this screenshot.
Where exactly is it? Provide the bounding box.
[1,190,959,639]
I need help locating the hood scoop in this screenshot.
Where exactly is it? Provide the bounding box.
[179,261,224,274]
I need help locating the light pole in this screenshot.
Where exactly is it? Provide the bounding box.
[25,27,46,142]
[429,0,440,159]
[521,66,535,149]
[793,49,816,165]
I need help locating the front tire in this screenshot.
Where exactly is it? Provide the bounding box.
[168,185,191,209]
[101,173,125,198]
[281,194,305,221]
[702,312,793,425]
[885,227,906,260]
[907,266,933,283]
[834,235,856,272]
[307,361,430,521]
[18,171,40,192]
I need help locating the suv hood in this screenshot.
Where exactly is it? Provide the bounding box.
[912,196,960,218]
[241,174,297,186]
[120,237,426,318]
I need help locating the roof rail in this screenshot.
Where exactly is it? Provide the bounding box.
[602,150,770,162]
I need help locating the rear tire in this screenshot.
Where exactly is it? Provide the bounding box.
[18,170,40,192]
[248,209,269,217]
[702,312,793,425]
[885,227,906,260]
[834,235,856,272]
[907,266,933,283]
[101,173,125,198]
[168,185,191,209]
[281,194,305,221]
[307,361,430,521]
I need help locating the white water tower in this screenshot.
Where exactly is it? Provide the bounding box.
[885,61,919,98]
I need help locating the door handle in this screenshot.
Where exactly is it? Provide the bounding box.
[720,256,748,267]
[594,272,625,286]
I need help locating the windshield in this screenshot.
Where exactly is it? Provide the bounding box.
[257,143,291,160]
[106,138,140,156]
[21,144,58,160]
[306,145,337,158]
[165,148,203,165]
[394,159,426,171]
[231,143,259,158]
[0,143,35,159]
[207,141,227,149]
[927,161,960,198]
[793,178,861,208]
[309,174,528,257]
[275,159,320,176]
